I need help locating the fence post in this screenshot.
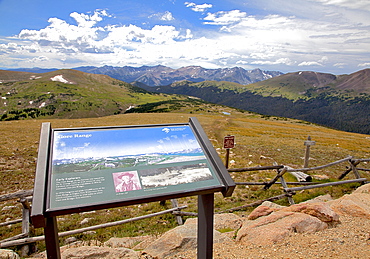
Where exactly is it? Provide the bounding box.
[338,160,360,179]
[264,166,288,190]
[304,136,315,168]
[170,199,183,225]
[19,198,31,257]
[279,176,295,205]
[350,159,365,185]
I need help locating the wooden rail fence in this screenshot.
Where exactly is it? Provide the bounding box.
[1,156,369,254]
[226,156,369,208]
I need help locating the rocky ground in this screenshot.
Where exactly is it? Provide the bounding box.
[1,184,370,259]
[179,214,370,259]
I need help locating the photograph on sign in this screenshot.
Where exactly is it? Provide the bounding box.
[48,124,222,211]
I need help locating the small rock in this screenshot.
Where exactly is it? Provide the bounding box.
[1,205,17,211]
[313,174,329,180]
[0,249,20,259]
[80,218,92,225]
[65,237,77,244]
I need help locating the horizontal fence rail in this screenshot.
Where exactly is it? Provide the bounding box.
[1,156,369,254]
[284,178,367,192]
[0,206,187,249]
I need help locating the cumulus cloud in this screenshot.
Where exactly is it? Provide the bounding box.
[70,9,110,28]
[185,2,213,12]
[149,11,175,21]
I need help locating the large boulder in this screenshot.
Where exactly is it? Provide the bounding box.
[104,235,156,250]
[280,202,340,224]
[236,210,328,245]
[237,200,340,246]
[61,246,139,259]
[328,183,370,218]
[142,219,231,259]
[184,213,242,231]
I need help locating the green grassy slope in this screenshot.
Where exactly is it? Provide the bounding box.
[0,69,202,120]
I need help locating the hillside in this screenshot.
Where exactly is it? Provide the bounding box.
[0,69,215,120]
[139,69,370,134]
[2,67,370,134]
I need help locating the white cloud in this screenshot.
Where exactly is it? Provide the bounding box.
[70,10,110,28]
[252,58,294,66]
[312,0,370,11]
[149,11,175,21]
[334,63,346,68]
[298,61,323,67]
[203,10,247,26]
[26,56,49,63]
[185,2,213,12]
[358,62,370,67]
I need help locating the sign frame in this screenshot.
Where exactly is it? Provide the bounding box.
[31,117,235,259]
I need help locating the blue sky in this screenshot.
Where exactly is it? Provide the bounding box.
[52,125,202,160]
[0,0,369,74]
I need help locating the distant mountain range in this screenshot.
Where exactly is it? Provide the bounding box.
[8,65,283,86]
[137,69,370,134]
[1,66,370,134]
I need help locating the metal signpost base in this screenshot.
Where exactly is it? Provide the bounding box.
[197,193,214,259]
[44,217,61,259]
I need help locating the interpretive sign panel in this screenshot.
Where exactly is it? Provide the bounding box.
[30,117,234,220]
[48,123,222,212]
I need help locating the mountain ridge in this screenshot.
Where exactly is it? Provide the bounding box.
[137,69,370,134]
[2,67,370,134]
[6,65,283,86]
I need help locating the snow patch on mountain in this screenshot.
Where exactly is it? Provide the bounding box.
[50,75,73,84]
